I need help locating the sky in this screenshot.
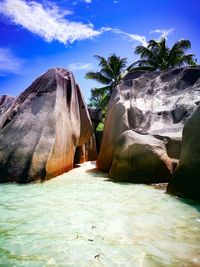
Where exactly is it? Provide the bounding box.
[0,0,200,103]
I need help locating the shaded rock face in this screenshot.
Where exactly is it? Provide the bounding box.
[73,108,102,164]
[109,130,173,183]
[0,68,93,183]
[168,104,200,200]
[88,108,103,154]
[0,95,14,116]
[97,67,200,183]
[74,135,97,164]
[88,108,102,130]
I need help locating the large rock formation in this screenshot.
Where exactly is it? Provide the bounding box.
[0,95,14,116]
[0,68,94,183]
[97,67,200,183]
[168,104,200,200]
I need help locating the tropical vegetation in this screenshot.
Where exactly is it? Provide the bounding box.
[129,38,196,71]
[86,54,128,116]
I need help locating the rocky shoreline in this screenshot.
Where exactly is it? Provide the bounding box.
[0,67,200,200]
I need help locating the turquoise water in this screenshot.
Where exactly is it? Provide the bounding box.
[0,162,200,267]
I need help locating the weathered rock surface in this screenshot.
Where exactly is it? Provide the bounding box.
[122,67,200,136]
[97,67,200,183]
[0,68,94,183]
[109,130,173,183]
[168,104,200,199]
[0,95,14,116]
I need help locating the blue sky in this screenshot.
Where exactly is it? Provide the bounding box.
[0,0,200,102]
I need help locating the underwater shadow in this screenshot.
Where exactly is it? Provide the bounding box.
[73,164,81,169]
[179,197,200,212]
[86,167,110,179]
[166,190,200,212]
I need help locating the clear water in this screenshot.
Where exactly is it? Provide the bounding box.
[0,162,200,267]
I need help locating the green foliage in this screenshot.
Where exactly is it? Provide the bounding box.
[88,87,110,117]
[86,53,128,115]
[129,38,197,71]
[96,121,104,132]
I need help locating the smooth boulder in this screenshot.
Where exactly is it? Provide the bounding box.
[168,104,200,199]
[0,68,94,183]
[109,130,173,183]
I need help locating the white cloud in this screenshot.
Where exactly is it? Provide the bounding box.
[68,62,92,71]
[113,0,119,3]
[0,48,23,75]
[150,28,175,39]
[0,0,100,45]
[0,0,161,48]
[109,28,148,46]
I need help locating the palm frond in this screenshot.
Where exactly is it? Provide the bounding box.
[147,39,160,49]
[85,71,111,84]
[130,66,156,71]
[91,86,111,97]
[134,46,159,62]
[89,87,111,111]
[181,54,197,66]
[175,39,191,51]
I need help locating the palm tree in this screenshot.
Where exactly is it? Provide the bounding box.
[88,90,108,131]
[129,38,196,71]
[88,88,109,113]
[86,54,128,111]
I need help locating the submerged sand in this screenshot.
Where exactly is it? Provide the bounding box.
[0,162,200,266]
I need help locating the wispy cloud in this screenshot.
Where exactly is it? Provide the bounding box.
[150,28,175,39]
[0,0,100,45]
[83,0,92,3]
[68,62,92,71]
[108,28,148,46]
[0,48,23,76]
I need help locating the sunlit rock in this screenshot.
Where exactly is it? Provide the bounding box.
[109,130,173,183]
[0,68,94,183]
[168,104,200,199]
[96,88,129,172]
[123,67,200,137]
[0,95,14,116]
[97,67,200,182]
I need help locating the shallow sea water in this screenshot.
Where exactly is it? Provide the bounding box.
[0,162,200,267]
